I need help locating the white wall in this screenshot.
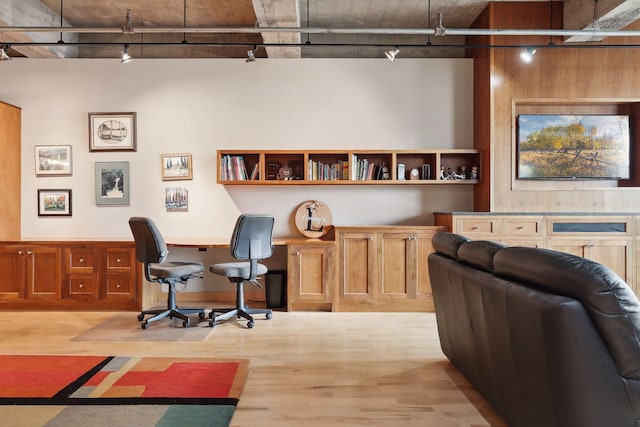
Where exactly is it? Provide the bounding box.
[0,58,473,240]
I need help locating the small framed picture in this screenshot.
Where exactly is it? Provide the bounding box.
[95,161,130,206]
[35,145,72,176]
[161,153,193,181]
[89,112,137,152]
[165,187,188,212]
[38,189,72,216]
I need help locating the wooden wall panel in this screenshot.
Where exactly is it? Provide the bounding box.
[472,1,640,213]
[0,101,21,240]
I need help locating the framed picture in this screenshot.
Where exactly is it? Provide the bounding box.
[161,153,193,181]
[95,161,130,206]
[89,112,137,152]
[35,145,72,176]
[37,189,72,216]
[165,187,188,212]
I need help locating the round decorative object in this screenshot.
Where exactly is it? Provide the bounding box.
[409,168,420,180]
[294,200,333,238]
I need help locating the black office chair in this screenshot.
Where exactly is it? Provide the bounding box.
[129,216,206,329]
[209,214,275,329]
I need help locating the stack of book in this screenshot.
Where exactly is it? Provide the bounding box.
[220,155,252,180]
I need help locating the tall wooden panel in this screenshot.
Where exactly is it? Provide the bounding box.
[0,101,20,240]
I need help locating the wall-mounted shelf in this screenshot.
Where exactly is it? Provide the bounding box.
[217,149,480,185]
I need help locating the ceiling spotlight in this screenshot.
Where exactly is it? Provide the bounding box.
[0,45,12,61]
[385,47,400,62]
[519,47,536,64]
[246,47,256,63]
[121,44,134,64]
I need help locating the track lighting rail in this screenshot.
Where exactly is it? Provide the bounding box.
[3,25,640,39]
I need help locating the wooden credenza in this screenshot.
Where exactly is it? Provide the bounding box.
[0,240,140,310]
[435,212,636,295]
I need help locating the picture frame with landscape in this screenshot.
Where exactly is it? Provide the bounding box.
[37,189,72,216]
[161,153,193,181]
[95,161,130,206]
[34,145,72,176]
[89,112,137,152]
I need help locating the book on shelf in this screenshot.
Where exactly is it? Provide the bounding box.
[221,155,249,180]
[250,163,259,180]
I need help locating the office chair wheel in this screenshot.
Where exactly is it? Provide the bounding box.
[137,313,144,321]
[208,320,216,327]
[266,312,273,320]
[247,321,254,329]
[183,319,190,328]
[199,311,206,319]
[141,321,149,330]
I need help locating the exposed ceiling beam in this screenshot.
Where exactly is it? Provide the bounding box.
[252,0,301,58]
[564,0,640,42]
[0,0,78,58]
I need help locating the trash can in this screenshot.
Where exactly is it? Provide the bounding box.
[265,270,286,309]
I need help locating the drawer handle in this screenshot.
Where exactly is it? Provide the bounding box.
[471,226,479,230]
[18,250,23,255]
[79,283,84,289]
[116,284,121,289]
[516,226,524,230]
[79,258,85,263]
[116,258,121,263]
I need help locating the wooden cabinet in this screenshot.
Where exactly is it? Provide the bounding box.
[336,226,443,312]
[0,241,139,310]
[218,149,480,185]
[287,242,335,311]
[435,213,635,292]
[0,245,61,301]
[546,216,633,285]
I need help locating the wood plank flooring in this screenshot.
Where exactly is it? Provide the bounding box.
[0,310,507,426]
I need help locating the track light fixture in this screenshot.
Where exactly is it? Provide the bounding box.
[121,44,134,64]
[385,46,400,61]
[519,47,536,63]
[246,46,256,63]
[0,45,11,61]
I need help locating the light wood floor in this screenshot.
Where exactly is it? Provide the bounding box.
[0,310,506,427]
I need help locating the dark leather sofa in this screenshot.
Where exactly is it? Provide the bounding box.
[428,231,640,427]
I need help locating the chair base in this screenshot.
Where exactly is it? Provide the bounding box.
[209,306,272,329]
[138,307,206,329]
[137,282,205,329]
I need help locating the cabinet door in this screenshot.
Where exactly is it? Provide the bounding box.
[338,232,376,304]
[26,247,61,299]
[0,246,25,299]
[378,233,413,300]
[590,239,632,284]
[546,239,590,258]
[287,244,334,309]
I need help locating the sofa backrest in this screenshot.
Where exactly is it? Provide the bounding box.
[431,231,470,260]
[493,246,640,379]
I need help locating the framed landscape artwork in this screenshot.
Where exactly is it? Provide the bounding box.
[517,114,630,180]
[95,161,130,206]
[89,112,137,152]
[35,145,72,176]
[161,153,193,181]
[165,187,188,212]
[38,189,72,216]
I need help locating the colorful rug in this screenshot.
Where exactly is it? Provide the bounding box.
[0,355,249,427]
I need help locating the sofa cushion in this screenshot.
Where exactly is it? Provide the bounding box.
[493,246,640,379]
[457,240,506,272]
[432,232,471,260]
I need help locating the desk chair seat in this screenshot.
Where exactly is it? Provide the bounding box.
[129,216,206,329]
[209,214,274,329]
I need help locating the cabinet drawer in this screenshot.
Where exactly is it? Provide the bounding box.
[105,273,134,298]
[502,220,542,236]
[106,249,133,269]
[65,274,98,298]
[65,249,96,272]
[456,219,497,235]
